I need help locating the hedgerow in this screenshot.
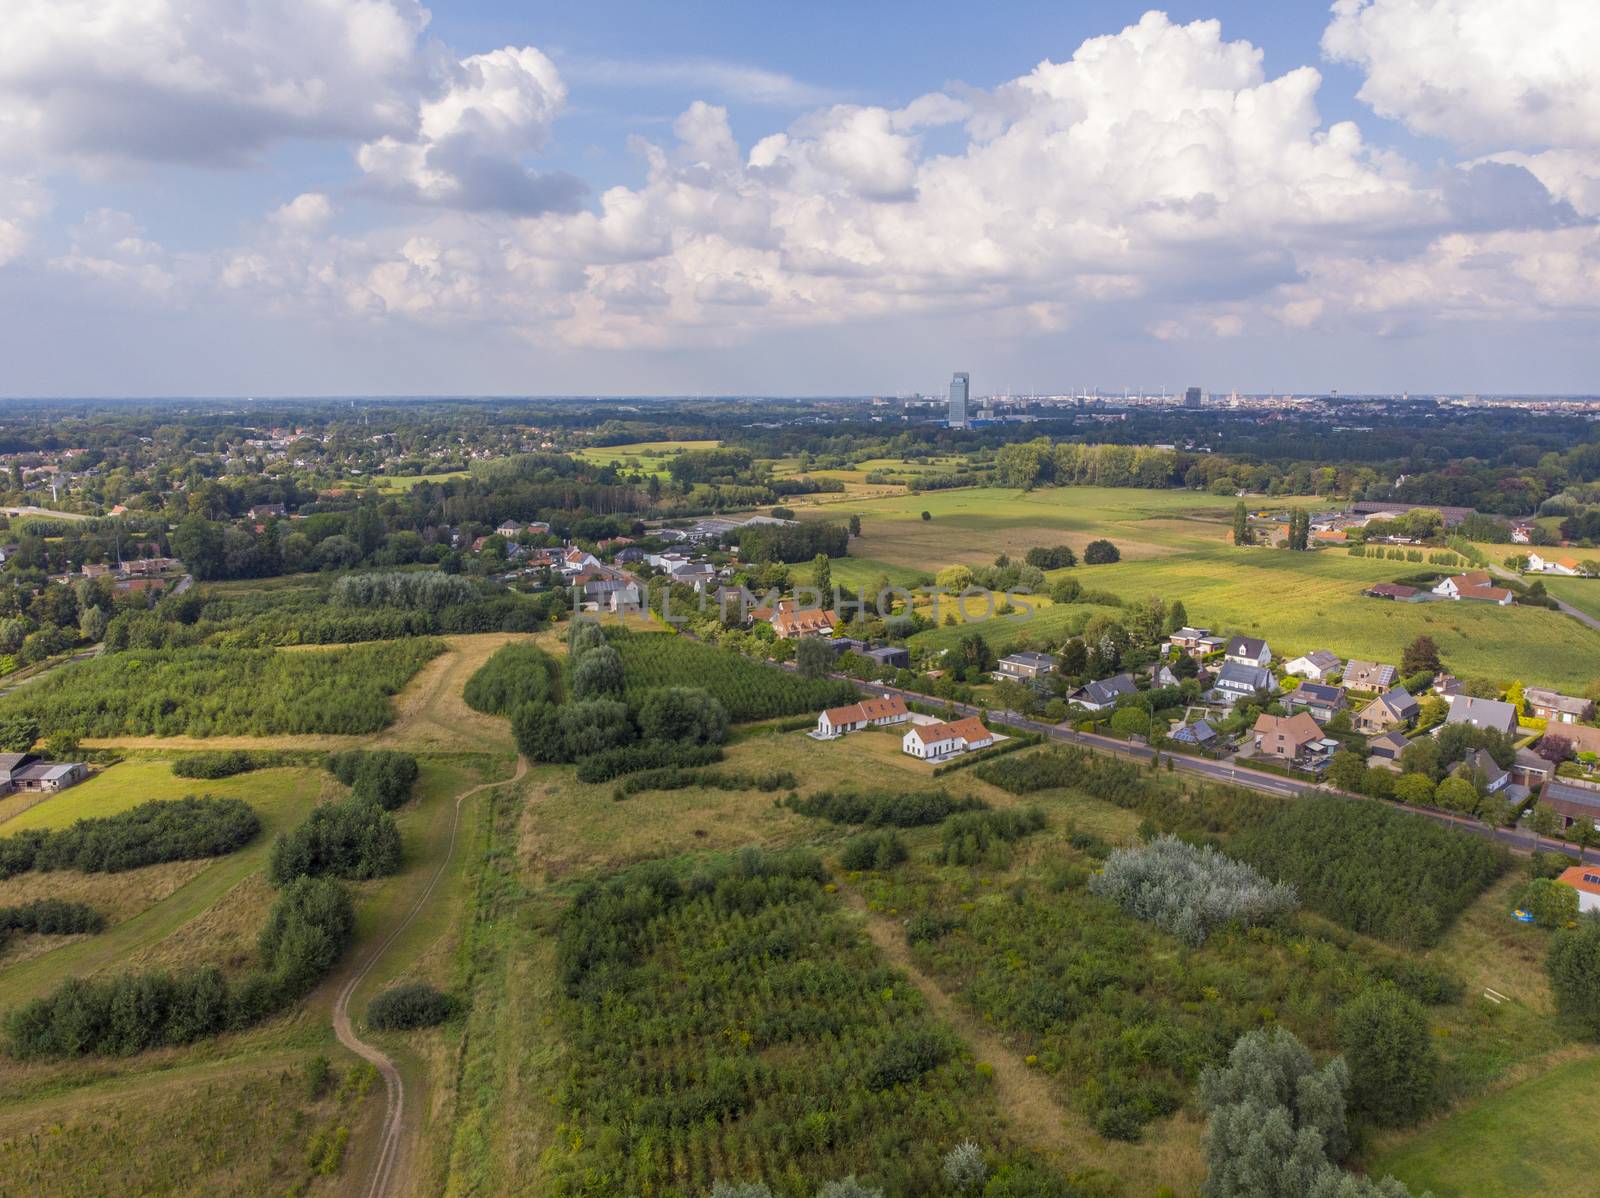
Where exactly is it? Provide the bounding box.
[0,796,260,880]
[0,900,105,951]
[0,639,444,737]
[1233,795,1507,948]
[573,741,724,783]
[5,876,353,1059]
[172,750,260,779]
[781,788,987,828]
[463,642,562,714]
[613,767,798,800]
[268,801,402,885]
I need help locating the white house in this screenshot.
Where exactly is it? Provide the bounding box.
[1528,553,1584,576]
[1212,662,1275,705]
[1432,572,1514,604]
[1284,649,1341,681]
[1224,635,1272,668]
[815,696,910,738]
[902,716,994,760]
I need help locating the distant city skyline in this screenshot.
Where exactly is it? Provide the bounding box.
[0,1,1596,396]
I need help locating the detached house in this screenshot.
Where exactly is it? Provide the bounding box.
[1456,748,1510,794]
[1071,672,1136,712]
[1444,695,1518,736]
[1524,688,1594,725]
[1343,660,1398,693]
[1355,687,1418,734]
[1252,712,1322,763]
[1212,661,1275,705]
[1224,635,1272,668]
[902,716,995,760]
[1528,553,1585,576]
[1168,627,1223,658]
[815,695,910,738]
[768,600,837,639]
[1432,571,1513,605]
[1285,650,1341,681]
[1285,682,1345,724]
[994,651,1056,681]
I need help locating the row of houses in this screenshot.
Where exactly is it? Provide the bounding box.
[810,694,996,762]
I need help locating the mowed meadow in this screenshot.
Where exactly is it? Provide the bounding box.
[812,485,1600,689]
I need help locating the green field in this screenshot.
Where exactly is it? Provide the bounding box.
[1374,1052,1600,1198]
[574,439,720,474]
[0,758,311,834]
[1541,575,1600,622]
[812,485,1600,689]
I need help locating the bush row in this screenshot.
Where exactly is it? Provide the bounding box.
[0,796,260,880]
[613,767,798,801]
[780,788,987,828]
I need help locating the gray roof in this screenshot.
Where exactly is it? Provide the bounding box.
[1370,730,1410,753]
[1215,661,1274,691]
[1081,672,1136,705]
[1290,683,1345,706]
[1445,695,1517,734]
[1375,686,1418,717]
[1172,719,1217,743]
[1000,651,1056,668]
[1344,660,1398,688]
[1542,779,1600,812]
[1525,688,1593,717]
[1227,635,1270,659]
[1295,649,1342,670]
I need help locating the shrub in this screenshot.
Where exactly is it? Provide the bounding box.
[367,982,455,1030]
[511,699,633,763]
[866,1026,955,1089]
[933,809,1045,866]
[171,750,259,779]
[712,1184,776,1198]
[816,1180,884,1198]
[980,1159,1077,1198]
[634,686,729,746]
[572,644,625,700]
[1548,916,1600,1039]
[839,831,908,871]
[1088,835,1297,946]
[1514,877,1579,928]
[0,796,260,880]
[575,741,724,782]
[325,749,420,810]
[462,643,561,714]
[268,800,402,884]
[1082,540,1120,565]
[782,788,987,828]
[943,1142,989,1193]
[1336,985,1438,1127]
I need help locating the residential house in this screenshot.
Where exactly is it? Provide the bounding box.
[1444,695,1518,736]
[815,695,910,738]
[1527,553,1586,576]
[769,600,837,639]
[1355,687,1418,734]
[902,716,994,760]
[1524,687,1595,725]
[1285,682,1346,724]
[1432,571,1513,604]
[1367,730,1410,764]
[582,579,642,613]
[1556,866,1600,914]
[1225,635,1272,668]
[1343,660,1398,693]
[1167,627,1213,657]
[1539,778,1600,834]
[1252,712,1322,763]
[248,503,287,520]
[1433,673,1463,698]
[1511,522,1534,544]
[1152,664,1181,688]
[865,646,910,671]
[495,520,524,538]
[1285,650,1341,681]
[1510,748,1554,790]
[824,637,869,657]
[1457,748,1511,793]
[1170,719,1219,748]
[665,560,717,593]
[559,548,602,577]
[994,651,1056,681]
[1072,672,1136,712]
[1211,661,1275,705]
[615,546,647,564]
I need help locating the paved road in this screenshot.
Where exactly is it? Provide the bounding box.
[335,755,527,1198]
[856,680,1600,866]
[1488,561,1600,632]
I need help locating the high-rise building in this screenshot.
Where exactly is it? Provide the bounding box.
[949,372,969,428]
[1184,386,1203,408]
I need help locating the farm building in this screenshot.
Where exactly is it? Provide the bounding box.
[814,696,910,738]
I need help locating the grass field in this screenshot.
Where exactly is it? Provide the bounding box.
[805,484,1600,689]
[1373,1051,1600,1198]
[574,438,720,474]
[1541,575,1600,622]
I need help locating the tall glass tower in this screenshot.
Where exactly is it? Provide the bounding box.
[949,372,969,428]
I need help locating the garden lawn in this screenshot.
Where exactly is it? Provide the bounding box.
[1373,1052,1600,1198]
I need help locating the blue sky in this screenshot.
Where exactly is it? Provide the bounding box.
[0,1,1595,397]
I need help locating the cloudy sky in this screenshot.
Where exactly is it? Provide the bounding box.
[0,0,1596,397]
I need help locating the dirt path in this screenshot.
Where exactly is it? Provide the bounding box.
[334,754,528,1198]
[838,886,1079,1155]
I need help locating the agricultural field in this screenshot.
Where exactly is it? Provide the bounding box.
[574,438,721,474]
[0,639,444,739]
[810,483,1600,688]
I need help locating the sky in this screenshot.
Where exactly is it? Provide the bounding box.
[0,0,1597,398]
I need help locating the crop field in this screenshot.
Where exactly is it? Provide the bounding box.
[817,484,1600,687]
